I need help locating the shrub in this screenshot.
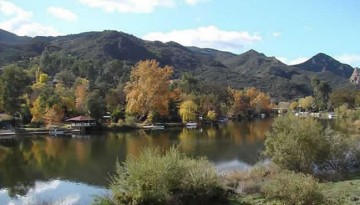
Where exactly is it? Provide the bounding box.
[108,147,224,205]
[262,170,324,205]
[264,114,360,175]
[263,115,327,173]
[320,128,360,173]
[124,114,136,125]
[223,162,281,195]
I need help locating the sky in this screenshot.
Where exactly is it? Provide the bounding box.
[0,0,359,67]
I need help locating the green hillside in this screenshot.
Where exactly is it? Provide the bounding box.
[0,29,355,101]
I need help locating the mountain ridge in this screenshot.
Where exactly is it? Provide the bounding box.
[0,29,356,100]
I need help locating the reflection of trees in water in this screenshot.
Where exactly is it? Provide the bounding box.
[0,119,275,196]
[0,136,127,195]
[207,128,217,138]
[178,128,198,152]
[125,130,173,157]
[225,119,273,145]
[0,144,36,197]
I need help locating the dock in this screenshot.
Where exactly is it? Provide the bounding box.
[0,131,16,140]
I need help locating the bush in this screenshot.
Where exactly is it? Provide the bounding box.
[108,147,224,205]
[124,114,136,125]
[262,170,324,205]
[320,128,360,174]
[223,162,281,195]
[264,114,360,175]
[263,115,327,173]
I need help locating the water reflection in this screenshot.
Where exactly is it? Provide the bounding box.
[0,180,108,205]
[0,118,273,203]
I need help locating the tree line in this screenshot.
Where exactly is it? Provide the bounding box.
[0,57,273,127]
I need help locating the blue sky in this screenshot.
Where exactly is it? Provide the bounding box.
[0,0,359,67]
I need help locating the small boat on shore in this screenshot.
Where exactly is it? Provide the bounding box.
[49,128,65,136]
[186,122,197,129]
[0,131,15,136]
[0,130,16,140]
[143,123,165,130]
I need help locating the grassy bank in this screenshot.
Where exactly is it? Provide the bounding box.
[222,164,360,205]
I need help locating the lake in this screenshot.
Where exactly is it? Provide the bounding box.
[0,118,273,205]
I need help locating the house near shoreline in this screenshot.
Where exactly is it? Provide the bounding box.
[66,115,96,134]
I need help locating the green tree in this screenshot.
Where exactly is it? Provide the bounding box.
[55,70,76,88]
[264,115,326,173]
[55,83,76,116]
[87,90,106,120]
[178,72,199,94]
[106,85,126,122]
[311,78,331,110]
[329,88,356,109]
[0,65,32,114]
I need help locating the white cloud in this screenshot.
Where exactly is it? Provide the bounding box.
[78,0,206,13]
[276,56,309,65]
[47,6,78,22]
[272,32,281,37]
[335,54,360,67]
[184,0,206,5]
[143,25,261,53]
[0,0,61,36]
[1,179,109,205]
[78,0,176,13]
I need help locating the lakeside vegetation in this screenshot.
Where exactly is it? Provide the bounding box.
[1,57,360,204]
[1,56,359,129]
[92,115,360,205]
[0,59,274,129]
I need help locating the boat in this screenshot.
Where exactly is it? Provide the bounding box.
[328,113,338,119]
[143,123,165,130]
[0,130,16,140]
[186,122,197,129]
[49,128,65,136]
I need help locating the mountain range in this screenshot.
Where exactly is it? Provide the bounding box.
[0,29,357,101]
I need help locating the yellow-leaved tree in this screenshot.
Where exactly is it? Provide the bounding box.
[125,60,173,116]
[299,96,314,111]
[43,104,64,128]
[207,110,217,121]
[289,101,299,111]
[75,78,89,114]
[30,97,46,123]
[179,100,198,122]
[253,92,272,112]
[228,88,249,116]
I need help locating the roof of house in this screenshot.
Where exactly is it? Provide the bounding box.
[66,115,94,122]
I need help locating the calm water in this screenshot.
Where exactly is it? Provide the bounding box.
[0,119,273,204]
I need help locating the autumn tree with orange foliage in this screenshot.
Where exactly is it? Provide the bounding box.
[229,87,272,117]
[125,60,174,117]
[75,78,89,114]
[228,88,249,116]
[252,92,272,112]
[43,104,64,128]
